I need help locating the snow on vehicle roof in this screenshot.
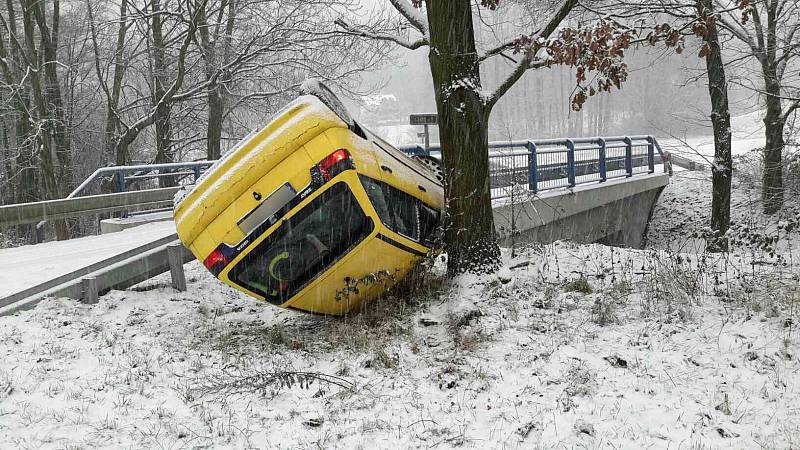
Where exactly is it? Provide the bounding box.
[299,78,354,128]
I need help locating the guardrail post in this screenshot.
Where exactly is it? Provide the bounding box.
[623,136,633,177]
[598,138,607,182]
[168,243,187,292]
[116,170,126,192]
[566,139,576,187]
[526,140,538,193]
[193,166,201,183]
[646,136,655,173]
[82,277,98,305]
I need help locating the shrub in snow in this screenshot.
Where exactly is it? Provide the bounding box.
[563,276,593,294]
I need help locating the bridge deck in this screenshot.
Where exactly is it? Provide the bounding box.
[0,221,175,297]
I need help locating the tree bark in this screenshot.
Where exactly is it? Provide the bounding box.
[760,1,783,214]
[110,1,128,166]
[32,0,71,187]
[99,0,128,166]
[198,0,235,160]
[697,0,732,251]
[762,75,784,214]
[151,0,175,186]
[425,0,500,275]
[21,0,68,239]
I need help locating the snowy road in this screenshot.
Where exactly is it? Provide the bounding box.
[0,221,176,296]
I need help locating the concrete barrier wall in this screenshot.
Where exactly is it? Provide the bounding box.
[493,173,669,248]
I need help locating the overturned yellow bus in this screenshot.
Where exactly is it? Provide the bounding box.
[174,81,443,315]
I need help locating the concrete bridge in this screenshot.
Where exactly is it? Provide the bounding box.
[492,172,667,248]
[399,135,670,249]
[0,135,670,313]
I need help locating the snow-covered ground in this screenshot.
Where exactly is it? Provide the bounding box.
[3,120,800,448]
[658,111,766,166]
[0,221,176,297]
[647,161,799,254]
[2,229,799,448]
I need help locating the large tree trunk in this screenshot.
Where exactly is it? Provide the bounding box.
[108,0,129,166]
[199,10,223,160]
[762,77,784,214]
[698,0,732,251]
[425,0,500,275]
[761,2,783,214]
[199,0,235,161]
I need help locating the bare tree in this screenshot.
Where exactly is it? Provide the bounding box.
[0,0,72,239]
[110,0,200,173]
[196,0,234,160]
[698,0,733,249]
[713,0,800,213]
[0,0,37,208]
[87,0,130,166]
[339,0,636,274]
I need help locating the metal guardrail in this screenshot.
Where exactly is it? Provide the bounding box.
[0,240,193,315]
[4,136,669,228]
[661,152,708,171]
[70,161,214,197]
[0,234,181,312]
[0,187,180,227]
[399,135,668,200]
[34,161,215,231]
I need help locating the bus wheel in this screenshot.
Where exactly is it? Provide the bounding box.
[412,155,444,184]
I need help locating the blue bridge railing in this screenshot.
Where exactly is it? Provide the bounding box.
[399,135,667,200]
[69,161,215,198]
[66,135,666,206]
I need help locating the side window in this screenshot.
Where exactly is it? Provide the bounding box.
[418,203,440,245]
[359,176,420,240]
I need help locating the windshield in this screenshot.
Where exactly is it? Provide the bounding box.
[360,175,419,240]
[228,182,373,305]
[359,175,440,246]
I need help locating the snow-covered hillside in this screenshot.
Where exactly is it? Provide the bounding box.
[658,110,766,167]
[648,166,800,254]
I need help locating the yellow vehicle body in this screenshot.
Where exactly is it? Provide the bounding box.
[174,94,443,315]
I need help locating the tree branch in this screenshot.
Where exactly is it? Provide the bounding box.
[334,17,428,49]
[484,0,578,110]
[388,0,428,35]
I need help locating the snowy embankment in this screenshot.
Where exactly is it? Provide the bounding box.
[3,126,800,448]
[2,234,799,448]
[659,110,765,167]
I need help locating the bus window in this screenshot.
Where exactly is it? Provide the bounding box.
[228,182,373,305]
[358,175,442,244]
[418,203,440,246]
[360,176,420,240]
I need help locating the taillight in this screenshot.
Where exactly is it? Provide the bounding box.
[203,247,230,276]
[312,149,353,184]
